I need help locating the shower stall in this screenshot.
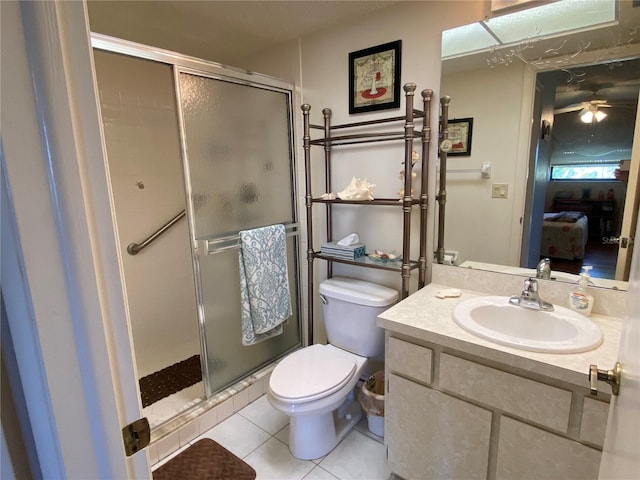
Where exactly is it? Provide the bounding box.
[92,35,302,428]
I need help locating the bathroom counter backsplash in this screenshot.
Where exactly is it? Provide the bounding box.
[377,282,623,388]
[430,263,627,317]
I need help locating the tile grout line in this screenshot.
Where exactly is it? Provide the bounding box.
[235,410,290,458]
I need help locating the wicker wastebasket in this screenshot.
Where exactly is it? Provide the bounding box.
[357,371,385,436]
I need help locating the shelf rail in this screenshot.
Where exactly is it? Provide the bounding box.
[301,82,432,345]
[435,96,451,265]
[127,209,186,255]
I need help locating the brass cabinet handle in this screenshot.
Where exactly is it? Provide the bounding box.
[589,362,622,396]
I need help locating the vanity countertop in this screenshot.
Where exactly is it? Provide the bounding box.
[377,283,623,387]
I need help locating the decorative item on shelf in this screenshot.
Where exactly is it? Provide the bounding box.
[321,233,365,259]
[398,150,419,199]
[337,177,376,201]
[368,249,400,263]
[320,243,366,259]
[321,233,366,260]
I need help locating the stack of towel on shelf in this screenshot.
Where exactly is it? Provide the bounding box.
[320,241,366,259]
[238,224,292,346]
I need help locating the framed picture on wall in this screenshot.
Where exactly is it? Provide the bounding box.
[447,118,473,156]
[349,40,402,114]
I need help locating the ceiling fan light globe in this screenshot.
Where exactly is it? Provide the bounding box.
[595,110,607,122]
[580,110,594,123]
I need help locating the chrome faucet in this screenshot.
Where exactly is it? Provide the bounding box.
[536,258,551,279]
[509,277,554,311]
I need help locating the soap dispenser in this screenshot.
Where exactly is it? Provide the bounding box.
[569,266,594,316]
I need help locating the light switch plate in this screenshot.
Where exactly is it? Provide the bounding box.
[492,183,509,199]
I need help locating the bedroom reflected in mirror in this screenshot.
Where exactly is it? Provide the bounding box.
[439,0,640,289]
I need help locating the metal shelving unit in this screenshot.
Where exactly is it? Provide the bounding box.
[301,83,433,344]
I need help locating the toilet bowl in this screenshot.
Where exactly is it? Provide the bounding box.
[268,344,367,459]
[267,277,398,460]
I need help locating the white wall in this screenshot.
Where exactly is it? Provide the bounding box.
[244,1,489,341]
[440,62,532,266]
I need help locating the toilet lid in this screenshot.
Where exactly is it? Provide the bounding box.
[270,345,357,403]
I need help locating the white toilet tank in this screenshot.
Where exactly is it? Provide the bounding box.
[319,277,399,357]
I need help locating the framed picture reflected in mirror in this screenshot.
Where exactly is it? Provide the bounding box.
[447,118,473,156]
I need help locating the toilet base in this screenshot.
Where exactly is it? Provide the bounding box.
[289,389,362,460]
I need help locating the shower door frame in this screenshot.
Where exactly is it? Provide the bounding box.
[91,33,303,399]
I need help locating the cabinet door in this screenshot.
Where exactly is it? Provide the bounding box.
[496,416,601,480]
[386,374,492,480]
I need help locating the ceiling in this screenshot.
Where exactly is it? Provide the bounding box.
[441,1,640,110]
[554,58,640,111]
[442,1,640,71]
[87,1,400,65]
[88,0,639,110]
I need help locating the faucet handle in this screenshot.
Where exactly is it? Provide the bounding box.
[536,258,551,279]
[524,277,538,293]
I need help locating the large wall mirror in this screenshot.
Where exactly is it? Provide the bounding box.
[439,0,640,291]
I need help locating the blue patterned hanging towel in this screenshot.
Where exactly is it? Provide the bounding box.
[238,224,292,346]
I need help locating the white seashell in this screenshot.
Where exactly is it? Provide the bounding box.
[337,177,376,201]
[399,171,418,181]
[398,188,415,198]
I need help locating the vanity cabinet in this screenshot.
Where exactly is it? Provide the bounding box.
[387,374,492,480]
[385,334,609,480]
[301,83,433,343]
[496,417,601,479]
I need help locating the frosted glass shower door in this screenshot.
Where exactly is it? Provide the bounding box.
[177,71,301,394]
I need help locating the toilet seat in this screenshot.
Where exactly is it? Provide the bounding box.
[270,344,357,404]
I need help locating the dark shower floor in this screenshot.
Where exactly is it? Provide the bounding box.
[139,355,202,408]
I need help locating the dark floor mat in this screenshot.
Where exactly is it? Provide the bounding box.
[153,438,256,480]
[139,355,202,408]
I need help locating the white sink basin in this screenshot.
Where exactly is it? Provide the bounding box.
[452,296,603,353]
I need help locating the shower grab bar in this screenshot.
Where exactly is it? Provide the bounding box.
[204,223,300,255]
[127,210,186,255]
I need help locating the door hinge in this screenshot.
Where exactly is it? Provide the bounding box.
[122,417,150,456]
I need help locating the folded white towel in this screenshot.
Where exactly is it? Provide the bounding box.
[238,224,292,346]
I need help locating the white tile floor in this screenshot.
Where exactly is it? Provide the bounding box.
[153,394,391,480]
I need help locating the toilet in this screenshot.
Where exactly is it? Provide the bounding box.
[267,276,398,460]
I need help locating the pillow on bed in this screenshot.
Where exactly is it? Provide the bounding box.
[546,211,585,223]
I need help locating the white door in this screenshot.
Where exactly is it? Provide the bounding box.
[614,95,640,281]
[598,215,640,478]
[2,1,148,478]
